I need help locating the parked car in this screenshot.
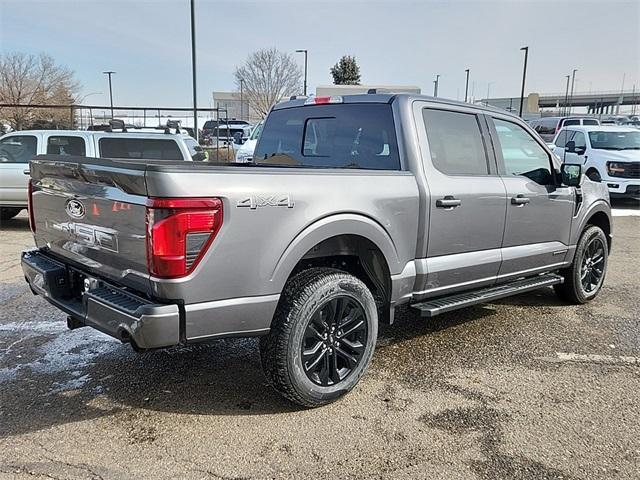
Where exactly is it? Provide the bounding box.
[551,125,640,197]
[21,93,611,407]
[201,119,250,145]
[529,116,600,142]
[235,121,263,163]
[0,129,204,221]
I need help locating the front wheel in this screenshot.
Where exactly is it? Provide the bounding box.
[260,268,378,408]
[554,225,608,304]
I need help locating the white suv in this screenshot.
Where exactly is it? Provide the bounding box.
[0,129,204,221]
[551,125,640,197]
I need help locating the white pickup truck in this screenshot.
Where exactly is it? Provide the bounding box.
[0,129,203,221]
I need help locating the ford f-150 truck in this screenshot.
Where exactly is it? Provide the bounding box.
[22,94,612,407]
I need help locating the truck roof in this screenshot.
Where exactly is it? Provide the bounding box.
[272,93,515,118]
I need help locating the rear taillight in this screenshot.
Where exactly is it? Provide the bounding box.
[146,198,223,279]
[27,180,35,233]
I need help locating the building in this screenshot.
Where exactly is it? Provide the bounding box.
[212,91,261,123]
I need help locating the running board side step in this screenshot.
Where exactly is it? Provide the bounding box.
[411,274,563,317]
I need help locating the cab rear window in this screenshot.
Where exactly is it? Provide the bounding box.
[254,104,401,170]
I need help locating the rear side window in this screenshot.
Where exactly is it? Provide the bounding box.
[563,119,580,127]
[254,104,400,170]
[47,136,86,156]
[0,135,37,164]
[583,119,599,126]
[422,109,489,175]
[99,138,183,160]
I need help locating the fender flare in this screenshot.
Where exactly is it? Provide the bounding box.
[270,213,402,290]
[572,199,612,245]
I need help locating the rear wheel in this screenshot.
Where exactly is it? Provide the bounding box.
[554,225,608,304]
[0,208,22,222]
[260,268,378,408]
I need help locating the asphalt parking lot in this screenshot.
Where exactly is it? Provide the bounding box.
[1,204,639,480]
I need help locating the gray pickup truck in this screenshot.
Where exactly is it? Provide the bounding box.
[22,94,612,407]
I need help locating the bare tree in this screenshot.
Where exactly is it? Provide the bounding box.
[0,52,81,130]
[234,48,302,118]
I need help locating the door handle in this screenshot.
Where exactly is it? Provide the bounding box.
[511,194,530,206]
[436,196,462,208]
[23,169,30,175]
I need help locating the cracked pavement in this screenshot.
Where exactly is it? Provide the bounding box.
[1,210,639,479]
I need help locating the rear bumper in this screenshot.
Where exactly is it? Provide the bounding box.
[21,250,180,349]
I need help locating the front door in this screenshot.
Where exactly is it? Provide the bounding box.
[414,104,507,297]
[0,134,38,207]
[488,116,575,280]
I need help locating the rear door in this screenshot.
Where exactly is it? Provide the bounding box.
[44,133,88,157]
[0,134,39,206]
[413,103,507,297]
[488,115,575,280]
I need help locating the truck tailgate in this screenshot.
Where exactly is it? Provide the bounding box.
[29,155,150,293]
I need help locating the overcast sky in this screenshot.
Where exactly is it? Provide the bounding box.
[1,0,638,108]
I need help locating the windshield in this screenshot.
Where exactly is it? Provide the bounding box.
[588,130,640,150]
[250,122,263,141]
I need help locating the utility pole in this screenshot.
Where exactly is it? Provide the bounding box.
[569,68,577,115]
[239,78,245,121]
[296,49,308,95]
[519,46,528,117]
[190,0,198,141]
[102,71,115,119]
[563,75,570,116]
[433,74,440,97]
[464,69,470,102]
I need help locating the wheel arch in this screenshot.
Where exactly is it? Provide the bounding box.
[270,214,401,319]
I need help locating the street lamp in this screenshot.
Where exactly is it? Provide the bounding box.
[563,75,570,116]
[296,49,308,96]
[569,68,578,115]
[464,69,470,102]
[102,71,115,119]
[519,46,528,117]
[486,82,495,106]
[189,0,198,141]
[433,74,440,97]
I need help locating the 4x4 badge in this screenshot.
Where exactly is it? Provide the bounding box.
[65,199,86,219]
[237,195,294,210]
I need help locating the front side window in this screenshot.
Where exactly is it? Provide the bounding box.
[0,135,37,164]
[422,109,489,175]
[47,136,86,156]
[493,118,553,185]
[254,104,400,170]
[583,119,599,126]
[572,131,586,149]
[184,137,206,161]
[563,119,580,127]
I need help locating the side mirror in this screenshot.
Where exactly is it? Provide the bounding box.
[565,140,586,155]
[561,163,582,187]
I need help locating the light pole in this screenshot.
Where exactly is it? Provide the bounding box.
[519,46,528,117]
[433,74,440,97]
[239,78,245,121]
[190,0,198,141]
[486,82,495,106]
[464,69,470,102]
[563,75,570,116]
[102,71,115,119]
[296,49,308,95]
[569,68,577,115]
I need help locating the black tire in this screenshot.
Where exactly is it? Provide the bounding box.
[260,267,378,408]
[0,208,22,222]
[554,225,608,304]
